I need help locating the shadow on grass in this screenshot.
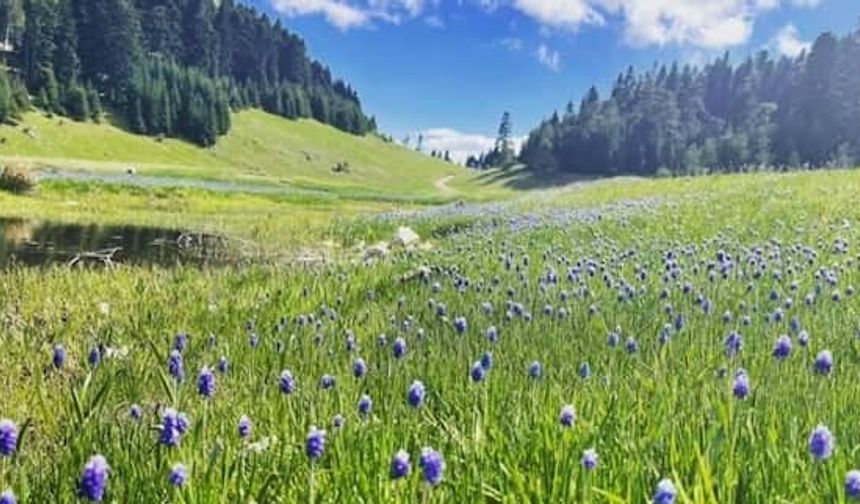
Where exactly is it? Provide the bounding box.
[469,166,602,190]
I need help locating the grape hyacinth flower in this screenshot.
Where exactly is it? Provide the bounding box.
[0,489,14,504]
[393,338,407,359]
[390,450,411,480]
[453,317,468,334]
[88,347,101,368]
[625,337,639,354]
[809,425,834,461]
[724,331,743,358]
[772,335,792,360]
[78,455,109,502]
[332,414,345,430]
[173,332,188,353]
[845,469,860,498]
[559,405,576,428]
[486,326,498,343]
[159,408,188,448]
[732,372,750,399]
[353,358,368,379]
[217,356,229,374]
[358,394,373,416]
[815,350,833,375]
[168,463,187,488]
[581,448,598,470]
[798,331,810,347]
[653,478,676,504]
[168,350,184,383]
[0,420,17,456]
[197,366,215,399]
[279,370,295,394]
[419,448,444,486]
[470,361,486,382]
[306,426,326,460]
[53,344,66,369]
[529,361,542,379]
[480,352,493,370]
[238,415,252,439]
[129,404,142,422]
[579,362,592,379]
[320,374,336,390]
[408,381,426,408]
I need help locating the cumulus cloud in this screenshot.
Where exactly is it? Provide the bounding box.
[535,43,561,71]
[271,0,430,29]
[414,128,526,163]
[771,23,810,57]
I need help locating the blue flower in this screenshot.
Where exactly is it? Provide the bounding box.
[579,362,592,379]
[168,463,187,488]
[408,381,426,408]
[78,455,109,502]
[393,338,407,359]
[845,469,860,498]
[238,415,252,439]
[653,478,676,504]
[529,361,542,379]
[607,332,619,347]
[581,448,598,470]
[798,331,810,347]
[470,361,486,382]
[453,317,468,334]
[353,358,368,379]
[390,450,411,480]
[625,337,639,354]
[53,344,66,369]
[197,366,215,399]
[559,405,576,428]
[129,404,142,421]
[306,426,326,460]
[173,332,189,353]
[280,370,295,394]
[480,352,493,370]
[815,350,833,375]
[88,347,101,367]
[0,489,15,504]
[159,408,188,448]
[772,335,792,360]
[724,331,743,358]
[320,374,336,390]
[419,448,444,486]
[0,420,17,456]
[809,425,834,461]
[168,350,184,383]
[217,356,229,374]
[358,394,373,416]
[732,372,750,399]
[486,326,498,343]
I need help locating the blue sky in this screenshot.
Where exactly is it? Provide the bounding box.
[250,0,858,161]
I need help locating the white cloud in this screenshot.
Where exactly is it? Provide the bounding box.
[498,36,525,51]
[790,0,822,6]
[535,43,561,71]
[771,23,810,57]
[424,14,445,27]
[414,128,525,163]
[271,0,430,29]
[511,0,603,29]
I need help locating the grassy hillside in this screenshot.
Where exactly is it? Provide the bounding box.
[0,110,510,200]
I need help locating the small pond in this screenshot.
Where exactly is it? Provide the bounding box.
[0,218,238,268]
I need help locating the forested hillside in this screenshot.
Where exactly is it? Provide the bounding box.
[0,0,374,145]
[520,28,860,176]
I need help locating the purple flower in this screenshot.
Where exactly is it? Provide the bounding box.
[320,374,336,390]
[419,448,444,486]
[724,331,743,358]
[353,358,367,379]
[0,489,15,504]
[78,455,109,502]
[653,478,676,504]
[159,408,188,448]
[358,394,373,416]
[579,362,592,379]
[581,448,598,470]
[732,372,750,399]
[560,405,576,428]
[129,404,142,421]
[0,420,17,456]
[809,425,834,461]
[486,326,498,343]
[88,347,101,367]
[217,356,229,374]
[470,361,486,382]
[306,426,326,460]
[815,350,833,375]
[607,332,619,347]
[798,331,810,347]
[53,344,66,369]
[168,463,187,488]
[390,450,411,480]
[168,350,184,383]
[332,414,345,430]
[280,370,295,394]
[393,338,407,359]
[407,381,426,408]
[625,337,638,354]
[529,361,542,379]
[173,332,189,353]
[772,335,792,360]
[453,316,468,334]
[197,366,215,399]
[480,352,493,370]
[845,469,860,497]
[238,415,252,439]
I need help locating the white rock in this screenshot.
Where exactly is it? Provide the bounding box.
[391,226,420,248]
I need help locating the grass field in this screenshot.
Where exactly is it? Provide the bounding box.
[0,110,512,201]
[2,170,860,502]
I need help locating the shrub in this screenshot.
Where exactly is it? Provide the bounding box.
[0,164,36,194]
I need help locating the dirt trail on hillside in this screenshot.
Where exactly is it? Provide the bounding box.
[434,175,457,195]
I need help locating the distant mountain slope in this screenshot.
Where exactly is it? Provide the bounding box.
[0,109,496,200]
